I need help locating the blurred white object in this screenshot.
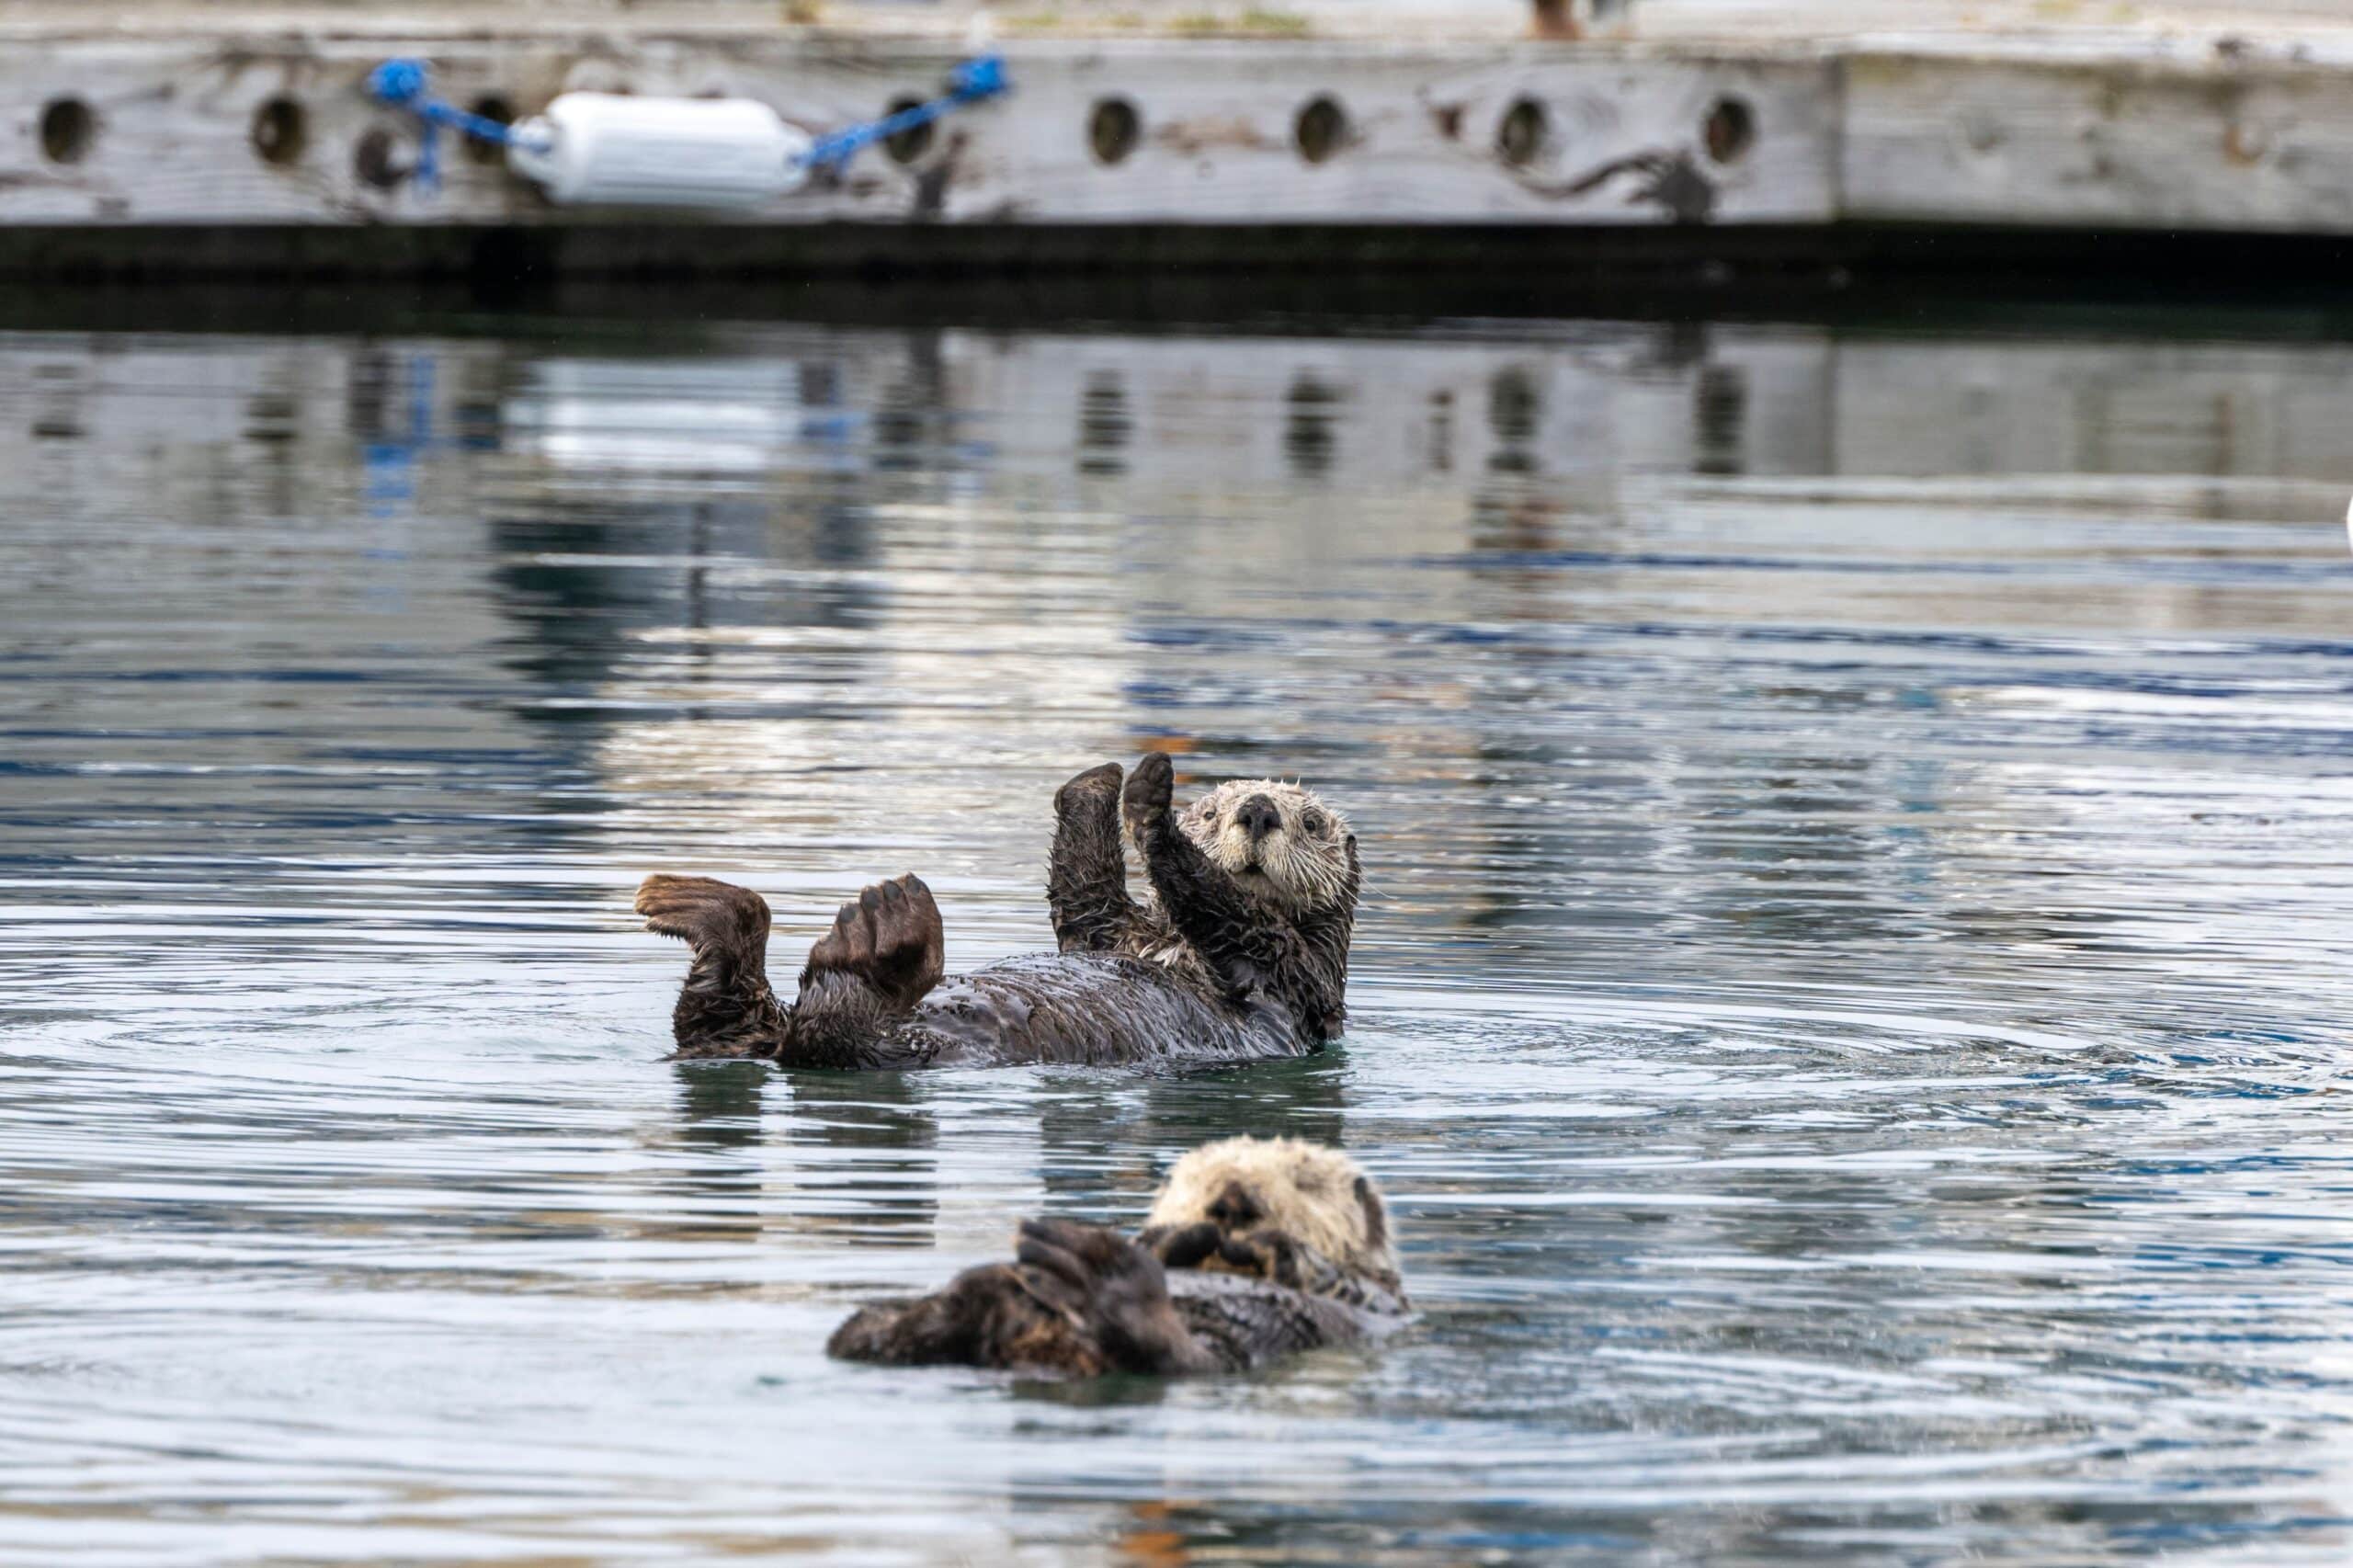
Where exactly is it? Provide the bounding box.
[506,95,813,209]
[505,359,821,473]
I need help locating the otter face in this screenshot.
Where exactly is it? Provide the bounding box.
[1176,779,1355,918]
[1142,1135,1400,1293]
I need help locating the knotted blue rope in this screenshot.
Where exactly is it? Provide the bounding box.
[365,53,1010,194]
[365,58,538,193]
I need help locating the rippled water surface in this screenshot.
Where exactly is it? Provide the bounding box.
[4,302,2351,1566]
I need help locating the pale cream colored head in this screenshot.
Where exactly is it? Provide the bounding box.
[1145,1135,1399,1289]
[1174,779,1355,918]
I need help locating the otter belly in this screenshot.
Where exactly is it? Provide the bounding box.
[898,953,1302,1068]
[1167,1270,1399,1369]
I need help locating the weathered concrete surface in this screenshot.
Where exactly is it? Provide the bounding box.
[12,2,2353,45]
[0,33,1837,228]
[4,3,2353,272]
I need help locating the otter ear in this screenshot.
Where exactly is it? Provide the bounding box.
[1353,1175,1388,1249]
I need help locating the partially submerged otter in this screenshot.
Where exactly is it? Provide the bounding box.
[828,1136,1409,1376]
[636,752,1358,1068]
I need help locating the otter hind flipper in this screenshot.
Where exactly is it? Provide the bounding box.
[1013,1217,1219,1375]
[802,873,945,1010]
[1048,762,1141,954]
[825,1221,1221,1377]
[634,874,787,1058]
[827,1261,1107,1375]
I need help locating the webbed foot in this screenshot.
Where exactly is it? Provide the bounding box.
[1054,760,1123,817]
[1049,761,1136,955]
[637,873,770,949]
[1016,1217,1215,1375]
[634,874,784,1057]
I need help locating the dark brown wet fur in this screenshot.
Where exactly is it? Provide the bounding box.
[1055,756,1358,1042]
[825,1259,1115,1378]
[826,1217,1391,1378]
[636,752,1358,1070]
[635,875,785,1058]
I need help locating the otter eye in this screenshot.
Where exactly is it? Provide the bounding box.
[1302,811,1327,835]
[1201,810,1217,825]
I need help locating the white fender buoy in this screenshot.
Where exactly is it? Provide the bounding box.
[369,54,1006,205]
[505,95,814,209]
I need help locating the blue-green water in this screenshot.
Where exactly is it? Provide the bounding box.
[3,311,2351,1565]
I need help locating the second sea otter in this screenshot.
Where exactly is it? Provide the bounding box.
[827,1136,1409,1376]
[634,752,1359,1069]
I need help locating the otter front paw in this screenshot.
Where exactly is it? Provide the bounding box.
[1121,750,1176,841]
[1138,1219,1310,1290]
[1137,1220,1222,1271]
[804,873,945,1010]
[1209,1228,1311,1290]
[1016,1217,1213,1376]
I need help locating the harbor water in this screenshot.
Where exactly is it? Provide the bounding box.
[3,300,2351,1565]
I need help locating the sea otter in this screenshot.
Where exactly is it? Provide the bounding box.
[827,1136,1408,1375]
[634,752,1358,1068]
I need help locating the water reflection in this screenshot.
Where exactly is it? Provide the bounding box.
[1485,363,1540,476]
[662,1060,770,1245]
[1077,369,1130,478]
[781,1071,943,1247]
[0,306,2350,1565]
[1283,371,1344,478]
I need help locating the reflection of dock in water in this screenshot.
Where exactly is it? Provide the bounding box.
[3,316,2346,1006]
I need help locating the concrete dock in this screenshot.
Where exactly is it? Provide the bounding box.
[5,2,2353,279]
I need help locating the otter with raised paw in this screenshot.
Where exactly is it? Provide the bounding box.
[635,752,1358,1068]
[827,1136,1408,1376]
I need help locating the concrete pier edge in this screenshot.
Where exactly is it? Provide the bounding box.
[6,20,2353,279]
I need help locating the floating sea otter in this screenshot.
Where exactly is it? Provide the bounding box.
[828,1136,1409,1375]
[635,753,1358,1068]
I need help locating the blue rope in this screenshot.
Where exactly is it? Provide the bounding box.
[366,53,1010,194]
[800,53,1009,175]
[366,58,540,193]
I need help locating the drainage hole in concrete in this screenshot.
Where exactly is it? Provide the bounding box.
[251,97,307,166]
[1089,97,1142,165]
[40,97,97,165]
[354,126,407,189]
[1296,95,1348,165]
[466,96,516,164]
[1497,97,1547,167]
[884,97,934,164]
[1704,96,1756,164]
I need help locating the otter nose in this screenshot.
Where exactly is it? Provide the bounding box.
[1208,1181,1263,1229]
[1235,795,1281,843]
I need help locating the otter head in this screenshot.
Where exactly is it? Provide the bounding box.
[1142,1135,1401,1294]
[1176,779,1356,920]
